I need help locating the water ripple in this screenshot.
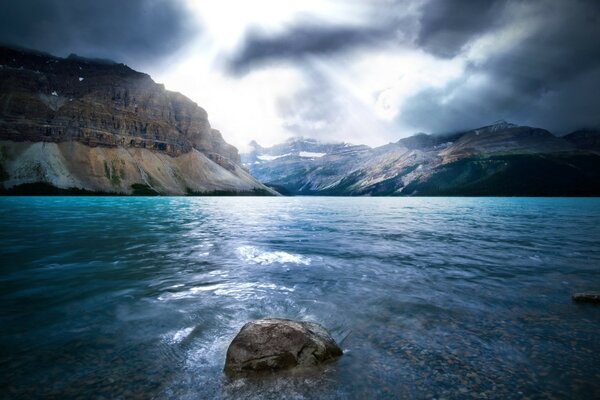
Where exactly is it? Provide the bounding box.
[1,197,599,399]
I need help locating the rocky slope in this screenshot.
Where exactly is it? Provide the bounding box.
[242,122,600,196]
[0,46,273,195]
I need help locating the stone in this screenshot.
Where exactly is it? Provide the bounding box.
[572,292,600,304]
[224,318,342,375]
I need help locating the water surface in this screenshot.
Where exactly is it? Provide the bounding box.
[1,197,599,399]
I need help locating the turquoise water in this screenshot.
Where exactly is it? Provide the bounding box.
[1,197,599,399]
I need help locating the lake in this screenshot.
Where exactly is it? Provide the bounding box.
[1,197,599,399]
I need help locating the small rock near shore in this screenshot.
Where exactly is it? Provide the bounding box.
[224,318,342,375]
[572,292,600,304]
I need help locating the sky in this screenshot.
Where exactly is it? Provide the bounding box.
[1,0,599,150]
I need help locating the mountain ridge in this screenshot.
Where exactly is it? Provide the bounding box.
[242,123,600,196]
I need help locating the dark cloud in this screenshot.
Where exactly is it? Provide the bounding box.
[0,0,199,66]
[228,23,391,74]
[225,0,600,136]
[227,0,510,72]
[401,0,600,134]
[416,0,508,58]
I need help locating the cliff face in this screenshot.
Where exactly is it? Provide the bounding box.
[0,46,272,195]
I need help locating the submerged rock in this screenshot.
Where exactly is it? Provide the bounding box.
[572,292,600,304]
[224,318,342,375]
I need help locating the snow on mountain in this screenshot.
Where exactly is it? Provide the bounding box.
[240,123,600,196]
[299,151,326,158]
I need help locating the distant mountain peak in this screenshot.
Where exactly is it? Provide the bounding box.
[487,120,518,131]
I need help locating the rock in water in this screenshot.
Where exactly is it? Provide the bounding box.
[572,292,600,304]
[224,318,342,375]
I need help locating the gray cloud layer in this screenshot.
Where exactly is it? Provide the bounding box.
[227,0,509,72]
[228,23,391,74]
[403,0,600,134]
[0,0,199,66]
[228,0,600,136]
[416,0,508,58]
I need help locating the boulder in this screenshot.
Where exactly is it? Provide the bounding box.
[572,292,600,304]
[224,318,342,375]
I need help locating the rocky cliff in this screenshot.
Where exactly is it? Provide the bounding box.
[242,122,600,196]
[0,46,273,195]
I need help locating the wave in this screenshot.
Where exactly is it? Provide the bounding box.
[236,245,311,265]
[161,326,195,345]
[158,282,295,302]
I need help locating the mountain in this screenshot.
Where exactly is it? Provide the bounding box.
[241,138,372,194]
[563,129,600,151]
[242,121,600,196]
[0,46,274,195]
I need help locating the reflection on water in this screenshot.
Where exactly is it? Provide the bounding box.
[1,197,599,399]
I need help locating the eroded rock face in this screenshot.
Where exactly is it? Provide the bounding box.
[0,46,239,162]
[224,319,342,375]
[0,140,273,195]
[0,46,275,195]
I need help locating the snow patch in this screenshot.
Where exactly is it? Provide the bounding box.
[299,151,326,158]
[257,153,289,161]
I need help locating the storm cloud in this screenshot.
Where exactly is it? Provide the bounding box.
[416,0,508,58]
[0,0,199,67]
[228,23,391,75]
[402,0,600,134]
[226,0,509,72]
[226,0,600,138]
